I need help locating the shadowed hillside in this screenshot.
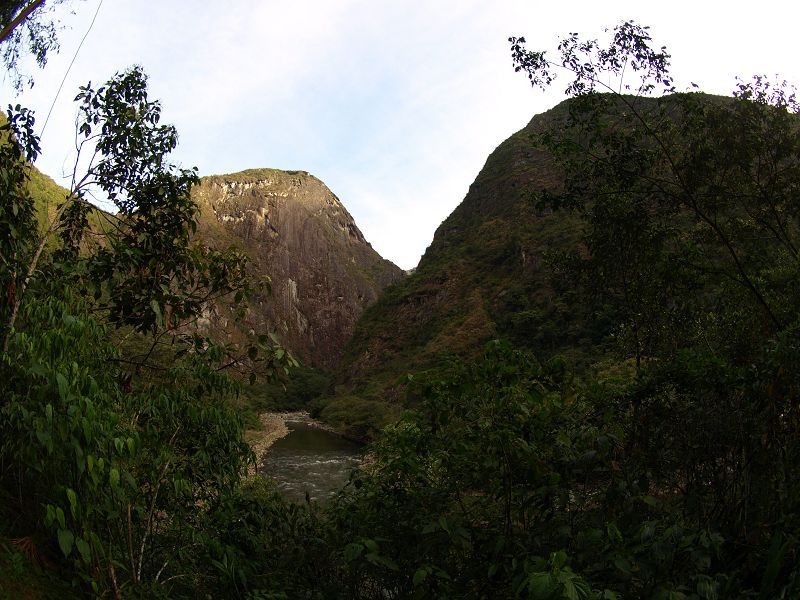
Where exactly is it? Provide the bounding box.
[325,101,587,422]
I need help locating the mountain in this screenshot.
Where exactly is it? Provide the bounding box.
[21,161,402,372]
[321,101,592,433]
[192,168,404,370]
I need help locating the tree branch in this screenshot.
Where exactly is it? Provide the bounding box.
[0,0,47,45]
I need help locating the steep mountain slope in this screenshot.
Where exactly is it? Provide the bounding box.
[192,169,404,370]
[331,93,762,437]
[328,101,590,421]
[27,162,66,224]
[20,161,402,371]
[1,113,67,227]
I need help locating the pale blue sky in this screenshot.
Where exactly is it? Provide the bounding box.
[3,0,798,270]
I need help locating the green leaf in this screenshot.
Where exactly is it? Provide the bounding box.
[56,372,69,400]
[66,488,78,518]
[150,300,163,326]
[57,528,74,557]
[526,572,554,597]
[697,577,718,600]
[606,522,623,545]
[343,543,363,561]
[45,505,55,527]
[563,579,579,600]
[551,550,567,569]
[438,516,451,535]
[613,557,631,575]
[81,418,92,443]
[109,468,120,489]
[75,537,91,563]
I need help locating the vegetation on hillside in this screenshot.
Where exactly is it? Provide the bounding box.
[0,64,296,596]
[280,22,800,599]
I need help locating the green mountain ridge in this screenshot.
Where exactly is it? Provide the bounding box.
[325,100,589,425]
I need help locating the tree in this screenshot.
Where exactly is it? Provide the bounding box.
[0,105,39,347]
[0,66,296,595]
[329,342,602,598]
[509,23,799,342]
[506,21,800,595]
[1,67,256,365]
[0,0,83,90]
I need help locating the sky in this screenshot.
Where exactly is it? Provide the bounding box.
[2,0,799,270]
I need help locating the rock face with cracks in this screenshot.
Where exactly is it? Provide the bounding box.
[193,169,404,370]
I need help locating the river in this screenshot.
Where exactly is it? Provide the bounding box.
[258,418,363,503]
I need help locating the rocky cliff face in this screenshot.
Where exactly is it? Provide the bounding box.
[192,169,403,370]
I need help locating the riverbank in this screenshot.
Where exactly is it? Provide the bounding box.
[245,411,290,476]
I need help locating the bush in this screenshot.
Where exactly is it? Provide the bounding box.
[316,395,400,441]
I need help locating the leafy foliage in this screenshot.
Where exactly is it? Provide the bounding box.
[0,67,296,596]
[2,287,252,593]
[68,67,255,338]
[241,21,800,600]
[505,20,800,597]
[0,105,39,333]
[0,0,80,91]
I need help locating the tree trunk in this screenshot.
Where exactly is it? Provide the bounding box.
[0,0,47,45]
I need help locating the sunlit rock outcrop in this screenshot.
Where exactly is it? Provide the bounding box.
[193,169,403,370]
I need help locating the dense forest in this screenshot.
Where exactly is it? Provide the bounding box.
[2,5,800,599]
